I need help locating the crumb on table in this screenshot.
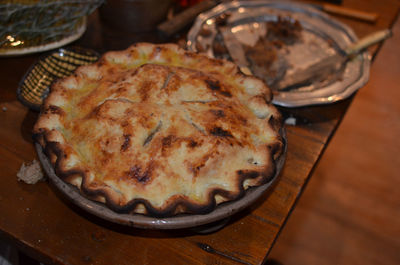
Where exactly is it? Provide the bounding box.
[17,160,44,184]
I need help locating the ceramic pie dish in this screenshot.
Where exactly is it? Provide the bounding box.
[33,43,287,229]
[34,43,287,216]
[36,136,286,229]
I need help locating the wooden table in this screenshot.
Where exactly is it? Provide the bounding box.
[0,1,398,264]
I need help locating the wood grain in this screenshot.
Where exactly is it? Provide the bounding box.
[269,13,400,265]
[0,1,399,264]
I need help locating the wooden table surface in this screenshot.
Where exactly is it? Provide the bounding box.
[0,1,399,264]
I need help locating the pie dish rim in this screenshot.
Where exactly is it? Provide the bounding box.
[35,129,286,229]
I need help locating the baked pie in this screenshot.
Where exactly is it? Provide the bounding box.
[34,43,284,217]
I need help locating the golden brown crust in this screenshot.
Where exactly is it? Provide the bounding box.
[34,43,284,216]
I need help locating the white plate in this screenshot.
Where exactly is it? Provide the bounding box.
[0,19,86,57]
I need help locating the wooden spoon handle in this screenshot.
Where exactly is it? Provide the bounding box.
[322,3,379,23]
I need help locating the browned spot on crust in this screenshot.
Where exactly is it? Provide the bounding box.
[138,81,152,101]
[210,109,225,118]
[116,84,128,94]
[121,134,131,151]
[121,121,129,127]
[162,135,175,148]
[187,139,198,148]
[184,51,197,58]
[210,58,224,66]
[130,68,139,77]
[188,162,204,177]
[209,127,233,138]
[237,170,259,180]
[44,105,64,115]
[107,67,116,76]
[205,79,220,90]
[126,165,151,183]
[204,79,232,97]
